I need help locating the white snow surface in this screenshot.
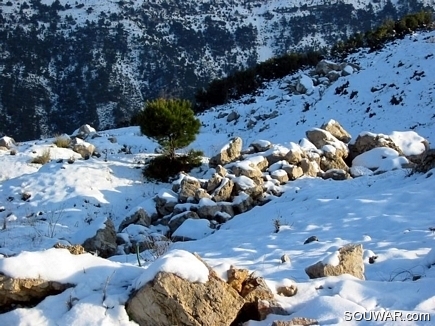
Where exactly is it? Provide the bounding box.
[0,30,435,325]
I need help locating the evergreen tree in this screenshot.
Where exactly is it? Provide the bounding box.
[137,98,201,161]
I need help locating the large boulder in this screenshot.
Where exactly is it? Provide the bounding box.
[155,189,179,216]
[305,244,365,280]
[212,178,234,202]
[315,59,341,75]
[126,255,244,326]
[232,176,264,200]
[321,120,351,143]
[231,161,264,185]
[306,128,348,159]
[349,132,403,162]
[72,124,97,139]
[168,211,199,234]
[82,219,117,258]
[0,273,72,313]
[209,137,242,167]
[71,137,96,159]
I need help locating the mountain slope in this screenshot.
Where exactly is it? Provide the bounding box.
[1,0,434,140]
[0,28,434,325]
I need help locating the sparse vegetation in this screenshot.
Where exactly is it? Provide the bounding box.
[53,135,71,148]
[31,149,51,165]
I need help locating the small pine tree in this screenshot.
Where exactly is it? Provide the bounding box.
[137,98,201,160]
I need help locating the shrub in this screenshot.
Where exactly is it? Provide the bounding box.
[31,149,51,165]
[143,150,203,182]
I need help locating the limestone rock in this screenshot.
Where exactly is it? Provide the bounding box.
[212,178,234,202]
[321,120,351,143]
[206,173,223,193]
[118,208,151,232]
[284,149,303,165]
[306,128,348,159]
[232,192,254,214]
[227,266,250,293]
[72,124,97,139]
[270,169,289,184]
[215,165,228,177]
[231,161,263,184]
[82,219,117,258]
[179,176,201,203]
[350,132,403,162]
[226,110,240,122]
[415,148,435,173]
[71,137,96,159]
[250,140,272,152]
[155,189,178,216]
[320,156,349,172]
[315,59,341,75]
[276,285,298,297]
[194,188,212,202]
[209,137,242,167]
[232,176,264,200]
[321,169,350,181]
[0,273,72,313]
[300,158,320,177]
[53,243,86,255]
[126,270,244,326]
[305,244,365,280]
[282,164,304,180]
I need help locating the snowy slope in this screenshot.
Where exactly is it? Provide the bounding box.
[0,30,435,325]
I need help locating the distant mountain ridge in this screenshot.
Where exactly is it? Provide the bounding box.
[0,0,433,140]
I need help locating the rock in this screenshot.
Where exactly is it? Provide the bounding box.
[284,148,303,165]
[231,161,263,184]
[232,192,254,214]
[82,219,117,258]
[306,128,348,158]
[118,208,151,232]
[212,178,234,202]
[350,132,404,162]
[276,285,298,297]
[194,188,212,202]
[282,164,304,180]
[321,169,350,180]
[227,266,250,293]
[0,273,72,314]
[320,155,349,172]
[108,136,117,143]
[315,59,342,75]
[168,211,199,233]
[126,266,244,326]
[271,318,319,326]
[226,110,240,122]
[270,169,289,184]
[265,146,289,166]
[305,244,365,280]
[215,165,228,177]
[206,173,223,193]
[232,176,264,200]
[71,137,96,159]
[53,243,86,255]
[250,140,272,152]
[249,155,269,171]
[209,137,242,167]
[196,198,221,220]
[155,189,179,216]
[304,236,319,244]
[321,120,351,143]
[296,74,314,95]
[300,158,320,177]
[0,136,16,149]
[179,176,201,203]
[414,148,435,173]
[72,124,97,139]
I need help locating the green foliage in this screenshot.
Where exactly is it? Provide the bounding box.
[137,98,201,160]
[331,11,433,57]
[143,150,203,182]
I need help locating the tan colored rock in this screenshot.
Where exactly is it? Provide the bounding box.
[209,137,243,167]
[321,169,351,181]
[82,219,117,258]
[233,176,264,200]
[227,266,250,293]
[306,128,348,158]
[126,270,244,326]
[270,169,289,184]
[282,165,304,180]
[212,178,234,202]
[194,188,212,202]
[53,243,86,255]
[305,244,365,280]
[320,156,349,172]
[232,193,254,214]
[0,273,72,313]
[415,148,435,173]
[350,132,403,162]
[284,149,304,165]
[0,136,16,149]
[168,211,200,233]
[321,120,352,143]
[206,173,223,193]
[300,158,320,177]
[276,285,298,297]
[232,161,263,181]
[179,177,201,203]
[215,165,228,177]
[71,138,95,158]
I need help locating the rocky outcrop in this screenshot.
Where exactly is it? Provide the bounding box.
[82,219,117,258]
[349,132,404,162]
[0,136,16,149]
[305,244,365,280]
[0,273,72,313]
[209,137,242,167]
[126,269,244,326]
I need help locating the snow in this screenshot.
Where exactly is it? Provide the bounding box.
[0,29,435,326]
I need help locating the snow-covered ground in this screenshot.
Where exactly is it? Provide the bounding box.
[1,30,435,325]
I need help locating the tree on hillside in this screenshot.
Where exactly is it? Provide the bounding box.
[137,98,202,181]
